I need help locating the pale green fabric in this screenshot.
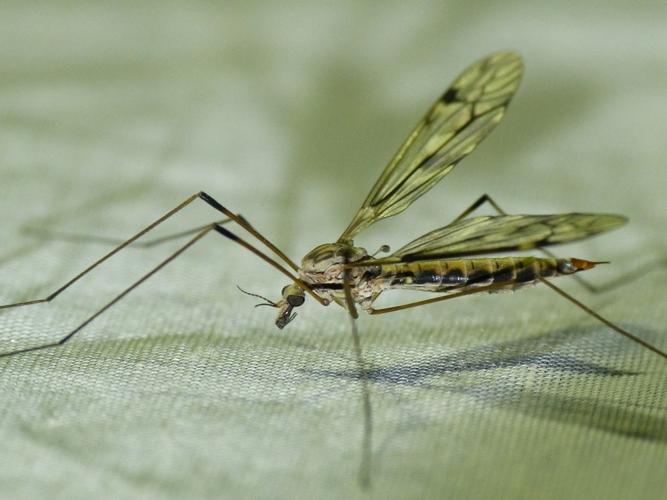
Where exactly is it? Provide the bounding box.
[0,2,666,499]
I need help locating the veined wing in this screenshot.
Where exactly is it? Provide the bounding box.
[338,51,523,243]
[391,213,627,260]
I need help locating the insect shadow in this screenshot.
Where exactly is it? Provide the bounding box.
[308,324,667,443]
[307,324,643,384]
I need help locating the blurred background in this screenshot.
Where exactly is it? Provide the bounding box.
[0,2,665,499]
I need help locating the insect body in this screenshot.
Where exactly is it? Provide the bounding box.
[297,244,604,316]
[362,256,596,297]
[285,211,625,325]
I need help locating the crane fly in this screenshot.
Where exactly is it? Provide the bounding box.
[1,51,665,487]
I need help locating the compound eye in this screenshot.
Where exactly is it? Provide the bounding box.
[287,294,305,307]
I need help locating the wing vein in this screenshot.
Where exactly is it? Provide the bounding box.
[339,52,523,242]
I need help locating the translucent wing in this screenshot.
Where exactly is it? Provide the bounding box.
[391,213,628,260]
[338,51,523,243]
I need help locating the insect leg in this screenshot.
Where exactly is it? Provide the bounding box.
[198,192,299,271]
[212,225,327,305]
[0,225,216,358]
[22,219,231,248]
[1,192,202,311]
[1,192,305,312]
[32,190,300,271]
[136,220,229,248]
[0,221,328,359]
[369,282,667,360]
[368,283,508,315]
[341,252,372,489]
[451,193,506,223]
[537,277,666,360]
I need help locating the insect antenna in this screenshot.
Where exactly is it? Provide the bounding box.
[236,285,278,308]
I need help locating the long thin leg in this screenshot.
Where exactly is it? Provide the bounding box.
[341,252,372,489]
[537,277,667,360]
[0,225,215,358]
[451,193,506,223]
[1,192,200,310]
[138,220,229,248]
[214,226,326,305]
[369,283,507,315]
[368,283,667,360]
[0,192,309,311]
[26,191,317,267]
[0,223,326,359]
[22,219,231,248]
[198,192,300,271]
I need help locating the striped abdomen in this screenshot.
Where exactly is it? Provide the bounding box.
[375,256,594,293]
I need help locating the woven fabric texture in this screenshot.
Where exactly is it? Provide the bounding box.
[0,2,665,499]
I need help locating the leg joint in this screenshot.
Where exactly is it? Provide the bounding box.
[198,191,226,212]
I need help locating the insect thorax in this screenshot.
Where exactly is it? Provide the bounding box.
[300,242,369,284]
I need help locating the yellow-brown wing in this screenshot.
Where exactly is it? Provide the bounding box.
[391,213,627,260]
[338,51,523,243]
